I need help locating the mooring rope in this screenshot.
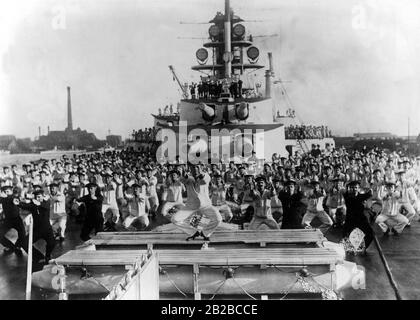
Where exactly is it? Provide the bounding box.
[279,279,299,300]
[80,265,111,292]
[51,261,112,294]
[231,276,257,300]
[270,265,302,300]
[161,268,188,298]
[89,275,112,293]
[209,279,228,300]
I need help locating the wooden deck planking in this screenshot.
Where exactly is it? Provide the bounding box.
[95,229,322,235]
[54,248,340,267]
[91,229,325,246]
[95,229,323,237]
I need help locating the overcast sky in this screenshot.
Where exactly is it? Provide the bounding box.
[1,0,419,140]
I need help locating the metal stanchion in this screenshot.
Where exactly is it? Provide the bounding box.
[25,215,34,300]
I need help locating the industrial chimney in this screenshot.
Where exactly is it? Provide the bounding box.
[67,86,73,131]
[38,126,41,138]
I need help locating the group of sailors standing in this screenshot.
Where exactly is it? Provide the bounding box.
[132,127,158,142]
[1,147,420,264]
[188,78,244,100]
[285,124,333,140]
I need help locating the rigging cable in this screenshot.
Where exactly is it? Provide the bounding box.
[279,279,299,300]
[160,268,188,298]
[269,265,303,300]
[231,275,257,300]
[209,279,228,300]
[80,263,111,293]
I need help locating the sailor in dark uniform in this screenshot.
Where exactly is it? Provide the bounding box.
[18,190,56,263]
[76,183,104,241]
[190,83,196,99]
[0,186,26,254]
[278,179,307,229]
[343,180,374,251]
[238,79,243,97]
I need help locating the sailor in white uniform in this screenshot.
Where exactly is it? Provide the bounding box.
[248,176,280,230]
[121,184,150,231]
[159,170,185,220]
[375,182,409,235]
[46,183,67,242]
[101,173,120,230]
[171,164,222,241]
[145,167,160,217]
[210,174,233,222]
[395,170,418,224]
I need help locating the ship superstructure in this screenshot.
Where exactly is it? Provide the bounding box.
[129,0,335,161]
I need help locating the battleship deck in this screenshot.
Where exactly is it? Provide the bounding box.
[89,229,326,249]
[3,220,420,299]
[54,247,340,267]
[48,247,341,299]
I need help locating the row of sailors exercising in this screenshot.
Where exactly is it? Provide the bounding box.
[127,167,412,232]
[3,164,418,245]
[134,166,417,241]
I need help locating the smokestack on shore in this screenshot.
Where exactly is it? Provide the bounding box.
[67,86,73,131]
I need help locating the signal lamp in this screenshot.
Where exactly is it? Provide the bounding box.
[233,24,245,37]
[209,25,220,38]
[196,48,208,62]
[247,46,260,60]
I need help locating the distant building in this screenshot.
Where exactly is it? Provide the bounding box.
[35,87,105,150]
[106,135,122,148]
[333,136,355,149]
[38,128,102,150]
[353,132,397,141]
[0,135,16,151]
[15,138,34,153]
[0,135,34,153]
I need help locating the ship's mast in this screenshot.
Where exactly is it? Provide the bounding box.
[224,0,232,79]
[191,0,264,82]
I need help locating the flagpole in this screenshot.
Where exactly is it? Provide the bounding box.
[407,116,410,156]
[25,215,33,300]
